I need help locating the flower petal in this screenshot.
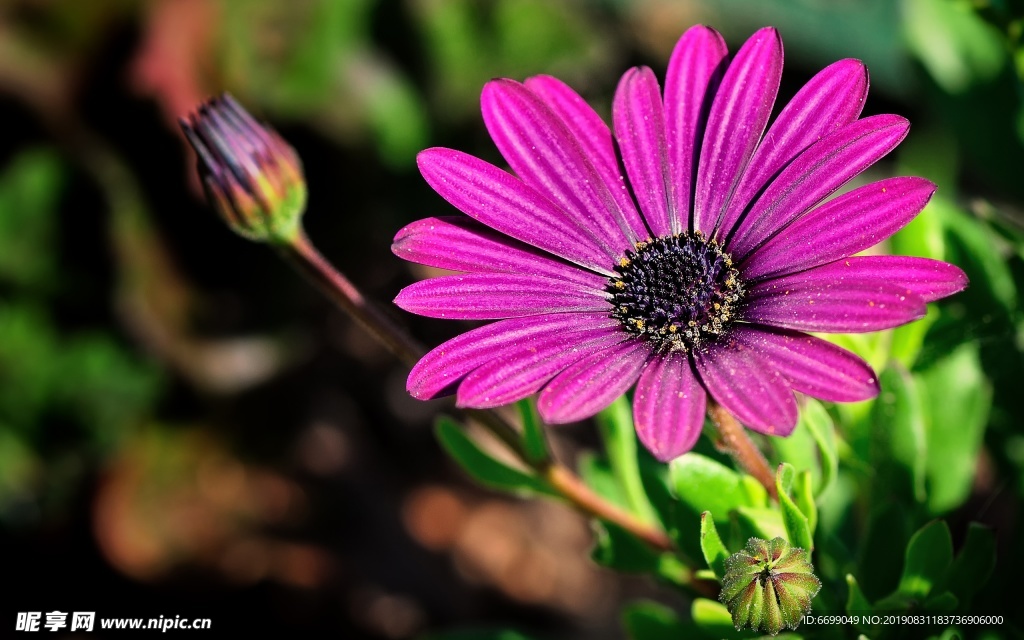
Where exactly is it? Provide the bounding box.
[665,24,729,234]
[417,147,616,274]
[741,177,936,281]
[392,216,604,287]
[394,273,607,319]
[693,27,783,234]
[537,339,650,423]
[746,260,928,333]
[614,66,675,237]
[726,114,910,259]
[730,326,879,402]
[456,328,629,408]
[716,59,869,240]
[481,79,648,249]
[407,312,618,399]
[524,75,639,232]
[695,340,798,436]
[804,255,967,302]
[633,353,706,461]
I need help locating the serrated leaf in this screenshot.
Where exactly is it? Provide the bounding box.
[597,396,659,525]
[515,398,549,464]
[435,417,554,497]
[897,520,953,600]
[777,464,813,552]
[700,512,729,580]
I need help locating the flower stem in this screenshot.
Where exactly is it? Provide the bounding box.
[278,231,424,368]
[278,229,676,553]
[708,401,778,500]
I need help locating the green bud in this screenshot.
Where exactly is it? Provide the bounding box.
[180,94,306,244]
[719,537,821,636]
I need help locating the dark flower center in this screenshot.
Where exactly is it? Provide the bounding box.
[606,232,745,353]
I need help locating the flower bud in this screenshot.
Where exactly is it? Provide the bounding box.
[180,94,306,244]
[719,537,821,636]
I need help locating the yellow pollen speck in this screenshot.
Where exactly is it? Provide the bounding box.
[619,257,631,267]
[614,281,625,289]
[882,187,887,193]
[669,325,678,333]
[713,303,721,310]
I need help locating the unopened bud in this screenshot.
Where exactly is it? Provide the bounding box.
[180,94,306,244]
[719,537,821,636]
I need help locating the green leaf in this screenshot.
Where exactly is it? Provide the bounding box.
[597,396,659,525]
[801,399,838,498]
[941,523,996,607]
[938,198,1018,313]
[578,453,628,509]
[917,344,991,514]
[776,464,813,552]
[889,306,937,369]
[924,591,958,611]
[897,520,953,600]
[435,417,554,497]
[870,365,927,504]
[621,601,688,640]
[845,574,873,615]
[793,470,817,537]
[731,506,786,546]
[591,520,661,573]
[700,512,729,580]
[857,502,910,600]
[670,454,755,520]
[670,453,758,560]
[516,398,549,464]
[0,149,62,289]
[904,0,1007,93]
[691,599,753,639]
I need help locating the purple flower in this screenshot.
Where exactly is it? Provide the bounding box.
[393,26,967,461]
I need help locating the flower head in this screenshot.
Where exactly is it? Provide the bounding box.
[393,26,967,461]
[720,537,821,635]
[180,94,306,244]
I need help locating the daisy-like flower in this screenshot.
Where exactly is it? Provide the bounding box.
[393,26,967,461]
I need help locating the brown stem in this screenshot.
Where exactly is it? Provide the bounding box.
[279,230,677,554]
[542,464,673,551]
[708,401,778,500]
[278,231,424,368]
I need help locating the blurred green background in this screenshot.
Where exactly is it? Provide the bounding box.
[1,0,1023,637]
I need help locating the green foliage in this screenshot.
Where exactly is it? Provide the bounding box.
[699,512,729,580]
[596,397,660,526]
[434,416,554,497]
[0,149,61,290]
[515,398,549,465]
